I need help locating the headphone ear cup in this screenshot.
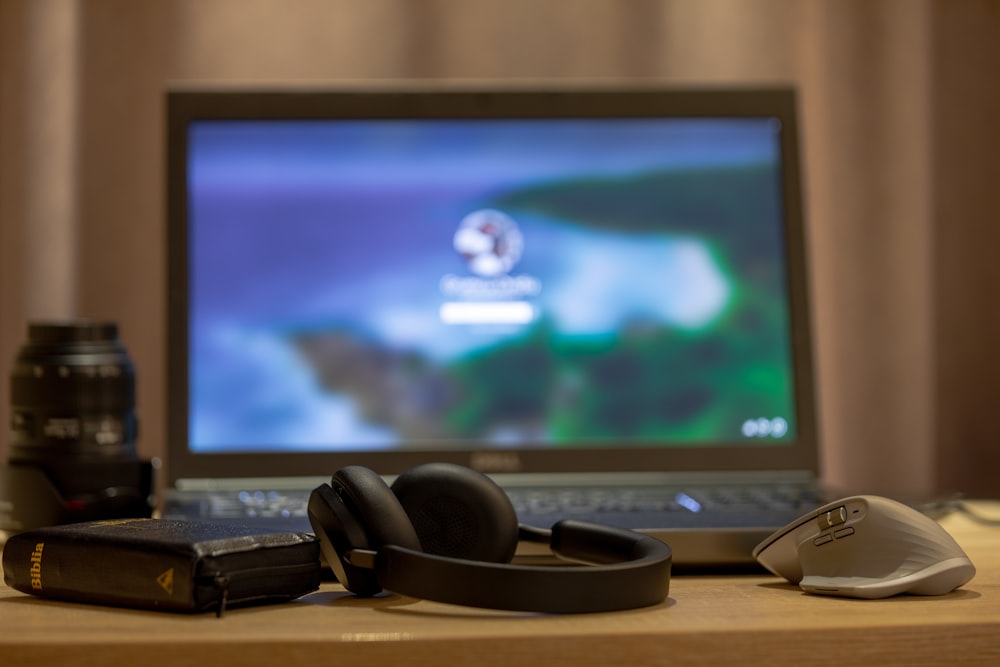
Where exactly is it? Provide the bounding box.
[390,463,519,563]
[308,466,422,598]
[332,466,422,552]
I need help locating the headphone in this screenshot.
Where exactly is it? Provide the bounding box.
[307,462,672,613]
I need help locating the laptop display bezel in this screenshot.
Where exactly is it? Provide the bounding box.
[165,84,818,485]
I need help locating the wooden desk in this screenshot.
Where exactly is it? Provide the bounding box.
[2,504,999,667]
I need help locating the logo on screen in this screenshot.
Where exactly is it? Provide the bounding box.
[453,209,524,277]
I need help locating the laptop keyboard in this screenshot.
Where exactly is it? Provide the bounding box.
[509,485,822,530]
[198,489,313,521]
[167,483,821,528]
[508,485,817,516]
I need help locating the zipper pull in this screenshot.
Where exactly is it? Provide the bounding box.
[214,574,230,618]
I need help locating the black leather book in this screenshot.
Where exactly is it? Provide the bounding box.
[2,518,322,614]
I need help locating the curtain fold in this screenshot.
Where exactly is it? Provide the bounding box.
[1,2,80,305]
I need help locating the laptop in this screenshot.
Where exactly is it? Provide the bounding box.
[163,84,823,569]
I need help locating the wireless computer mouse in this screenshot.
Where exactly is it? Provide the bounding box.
[752,495,975,599]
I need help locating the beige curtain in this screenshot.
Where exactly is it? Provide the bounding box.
[1,0,997,499]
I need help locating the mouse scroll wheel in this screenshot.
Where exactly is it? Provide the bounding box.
[816,506,848,531]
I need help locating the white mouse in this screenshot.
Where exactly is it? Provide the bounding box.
[752,495,975,599]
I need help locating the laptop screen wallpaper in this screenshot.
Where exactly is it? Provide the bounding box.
[186,117,796,453]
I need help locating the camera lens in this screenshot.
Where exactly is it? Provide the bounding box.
[1,320,153,531]
[9,321,139,464]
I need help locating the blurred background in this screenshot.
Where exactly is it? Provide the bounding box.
[1,0,997,500]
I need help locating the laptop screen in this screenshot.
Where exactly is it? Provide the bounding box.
[166,86,817,484]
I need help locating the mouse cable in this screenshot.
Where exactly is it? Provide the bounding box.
[917,493,1000,527]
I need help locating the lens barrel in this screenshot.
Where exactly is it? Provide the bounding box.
[10,321,139,463]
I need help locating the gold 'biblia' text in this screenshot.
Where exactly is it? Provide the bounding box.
[29,542,44,590]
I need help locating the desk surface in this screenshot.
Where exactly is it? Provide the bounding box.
[2,504,1000,667]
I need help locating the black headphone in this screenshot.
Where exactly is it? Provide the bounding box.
[306,462,671,613]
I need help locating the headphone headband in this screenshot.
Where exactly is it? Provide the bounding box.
[373,519,671,613]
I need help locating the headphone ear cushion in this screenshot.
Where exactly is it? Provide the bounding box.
[390,463,519,563]
[332,466,422,552]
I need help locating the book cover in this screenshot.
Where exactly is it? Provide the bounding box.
[2,518,322,614]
